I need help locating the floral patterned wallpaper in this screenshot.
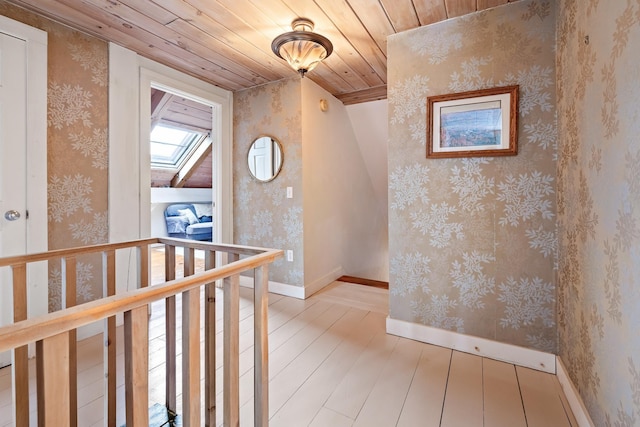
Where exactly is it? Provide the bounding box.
[233,79,304,286]
[557,0,640,424]
[387,0,558,352]
[0,2,109,311]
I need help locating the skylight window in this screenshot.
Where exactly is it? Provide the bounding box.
[150,124,205,169]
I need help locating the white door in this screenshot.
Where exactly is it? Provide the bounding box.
[248,137,274,180]
[0,31,28,368]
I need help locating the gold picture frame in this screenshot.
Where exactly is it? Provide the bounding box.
[426,85,519,159]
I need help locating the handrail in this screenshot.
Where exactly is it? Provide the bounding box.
[0,247,281,352]
[0,238,282,427]
[0,236,274,267]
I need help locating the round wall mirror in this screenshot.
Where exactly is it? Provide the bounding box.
[247,136,283,182]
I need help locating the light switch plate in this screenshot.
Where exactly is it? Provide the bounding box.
[286,250,293,262]
[286,187,293,198]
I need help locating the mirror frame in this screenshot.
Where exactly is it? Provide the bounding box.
[247,135,284,183]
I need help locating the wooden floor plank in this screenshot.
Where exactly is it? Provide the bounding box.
[396,344,452,427]
[352,337,424,427]
[440,351,484,427]
[269,311,385,426]
[323,328,399,419]
[315,281,388,314]
[483,357,527,427]
[0,278,578,427]
[310,407,354,427]
[267,303,351,381]
[266,306,369,418]
[517,366,573,427]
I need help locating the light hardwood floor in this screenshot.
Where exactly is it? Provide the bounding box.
[0,250,577,426]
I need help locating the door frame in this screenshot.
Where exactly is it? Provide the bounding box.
[0,15,48,357]
[109,44,233,297]
[138,67,232,244]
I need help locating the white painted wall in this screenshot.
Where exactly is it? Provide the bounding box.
[345,100,389,219]
[301,79,388,289]
[345,99,389,281]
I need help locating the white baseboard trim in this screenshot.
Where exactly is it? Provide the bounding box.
[239,275,305,299]
[237,267,343,300]
[386,317,556,374]
[556,356,595,427]
[303,267,344,299]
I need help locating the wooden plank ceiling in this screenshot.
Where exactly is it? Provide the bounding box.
[7,0,517,105]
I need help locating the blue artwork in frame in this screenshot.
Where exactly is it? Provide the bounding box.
[427,86,519,158]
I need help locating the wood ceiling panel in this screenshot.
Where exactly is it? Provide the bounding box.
[54,0,250,89]
[179,0,292,74]
[165,19,272,84]
[413,0,448,26]
[153,0,289,80]
[378,0,421,32]
[335,85,387,105]
[313,0,388,79]
[162,98,212,132]
[345,0,395,55]
[444,0,477,18]
[150,169,175,188]
[113,0,177,25]
[93,0,270,85]
[4,0,522,104]
[477,0,509,9]
[183,150,213,188]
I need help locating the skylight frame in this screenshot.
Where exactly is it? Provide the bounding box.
[150,123,208,170]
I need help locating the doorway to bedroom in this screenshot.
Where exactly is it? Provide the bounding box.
[148,85,215,243]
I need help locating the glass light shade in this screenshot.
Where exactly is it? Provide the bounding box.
[271,19,333,77]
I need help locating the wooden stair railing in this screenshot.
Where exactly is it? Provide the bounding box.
[0,238,282,427]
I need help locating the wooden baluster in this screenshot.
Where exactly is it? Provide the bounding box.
[138,244,149,289]
[36,332,71,426]
[181,245,200,425]
[11,263,28,427]
[61,256,78,427]
[204,251,217,427]
[184,246,195,276]
[254,264,269,427]
[164,244,177,415]
[124,305,149,426]
[224,253,240,427]
[102,250,116,427]
[182,287,201,426]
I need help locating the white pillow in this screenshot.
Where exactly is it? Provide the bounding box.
[177,208,199,225]
[193,203,213,218]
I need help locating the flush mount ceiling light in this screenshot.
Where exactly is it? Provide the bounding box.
[271,18,333,78]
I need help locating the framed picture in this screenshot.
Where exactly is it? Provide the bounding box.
[426,85,519,159]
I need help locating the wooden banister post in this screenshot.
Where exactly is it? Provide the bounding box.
[182,245,200,426]
[204,251,217,427]
[138,244,149,289]
[12,263,29,427]
[124,305,149,427]
[254,264,269,427]
[164,244,177,414]
[62,256,78,427]
[224,253,240,427]
[102,250,117,427]
[184,246,195,276]
[36,332,71,427]
[182,288,201,426]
